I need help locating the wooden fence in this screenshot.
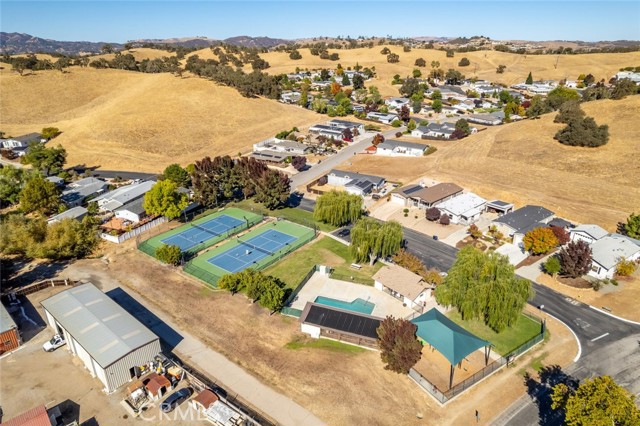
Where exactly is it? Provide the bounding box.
[1,278,79,297]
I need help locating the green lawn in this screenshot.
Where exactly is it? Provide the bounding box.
[264,236,383,289]
[285,337,366,354]
[446,310,544,356]
[228,199,337,233]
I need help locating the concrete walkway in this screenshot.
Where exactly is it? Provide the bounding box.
[99,283,326,426]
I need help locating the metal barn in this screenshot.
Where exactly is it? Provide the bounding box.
[41,283,161,393]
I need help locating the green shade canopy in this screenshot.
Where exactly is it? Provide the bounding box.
[411,308,490,366]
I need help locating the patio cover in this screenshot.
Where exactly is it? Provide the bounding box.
[411,308,490,366]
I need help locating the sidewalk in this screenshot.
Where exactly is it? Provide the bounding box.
[102,283,326,426]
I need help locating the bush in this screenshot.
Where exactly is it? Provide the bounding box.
[415,58,426,67]
[559,240,592,278]
[523,227,559,255]
[289,50,302,60]
[555,116,609,147]
[387,53,400,63]
[544,256,561,276]
[156,244,182,265]
[391,119,402,128]
[439,215,450,225]
[550,226,570,245]
[317,176,328,186]
[458,57,470,67]
[616,258,636,276]
[395,132,403,138]
[424,146,437,156]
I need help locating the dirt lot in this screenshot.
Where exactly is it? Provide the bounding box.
[20,238,578,426]
[336,96,640,230]
[537,271,640,322]
[0,286,202,426]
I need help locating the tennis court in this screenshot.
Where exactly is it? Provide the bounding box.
[137,207,263,257]
[184,220,316,286]
[162,214,244,251]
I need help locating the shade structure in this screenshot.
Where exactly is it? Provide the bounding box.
[411,308,490,366]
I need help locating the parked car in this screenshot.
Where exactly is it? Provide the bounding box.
[43,334,66,352]
[160,387,193,413]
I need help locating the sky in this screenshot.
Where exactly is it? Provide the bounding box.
[1,1,639,43]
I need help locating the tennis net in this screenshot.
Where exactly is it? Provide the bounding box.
[191,223,220,236]
[238,239,275,256]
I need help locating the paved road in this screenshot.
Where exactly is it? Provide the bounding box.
[289,127,404,191]
[90,169,158,181]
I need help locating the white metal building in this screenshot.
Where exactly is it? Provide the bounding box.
[41,283,161,393]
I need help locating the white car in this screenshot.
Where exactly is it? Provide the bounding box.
[43,334,66,352]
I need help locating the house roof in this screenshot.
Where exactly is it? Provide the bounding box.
[493,205,555,233]
[572,224,608,241]
[436,192,487,216]
[299,302,381,339]
[194,389,219,409]
[144,372,171,396]
[1,302,18,334]
[94,180,156,211]
[487,200,514,209]
[411,308,490,366]
[329,119,363,128]
[373,265,427,300]
[426,122,456,135]
[1,405,52,426]
[40,283,159,368]
[273,140,309,151]
[329,169,385,187]
[61,178,108,204]
[408,183,463,205]
[548,218,573,229]
[47,206,88,223]
[249,150,288,163]
[115,197,146,216]
[591,234,640,270]
[12,133,43,144]
[395,184,424,198]
[45,176,64,186]
[377,139,428,151]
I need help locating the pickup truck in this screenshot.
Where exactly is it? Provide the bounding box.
[43,334,66,352]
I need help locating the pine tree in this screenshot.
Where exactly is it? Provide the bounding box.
[526,71,533,84]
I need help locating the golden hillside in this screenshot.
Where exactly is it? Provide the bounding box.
[258,46,640,97]
[340,96,640,229]
[0,67,321,172]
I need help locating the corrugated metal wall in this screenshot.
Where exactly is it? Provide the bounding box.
[104,339,162,393]
[0,329,20,354]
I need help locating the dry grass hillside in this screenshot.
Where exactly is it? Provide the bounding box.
[340,96,640,229]
[0,67,321,171]
[258,46,640,97]
[90,47,177,61]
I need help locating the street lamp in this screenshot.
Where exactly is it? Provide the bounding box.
[538,304,546,333]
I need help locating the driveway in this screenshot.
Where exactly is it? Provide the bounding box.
[495,243,528,266]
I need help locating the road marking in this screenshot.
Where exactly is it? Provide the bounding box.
[590,333,609,342]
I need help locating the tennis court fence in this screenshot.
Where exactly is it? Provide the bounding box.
[183,262,222,288]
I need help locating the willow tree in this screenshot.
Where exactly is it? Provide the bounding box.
[350,218,403,265]
[313,190,363,226]
[435,246,533,332]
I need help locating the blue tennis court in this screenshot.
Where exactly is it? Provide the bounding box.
[207,230,297,273]
[161,214,245,251]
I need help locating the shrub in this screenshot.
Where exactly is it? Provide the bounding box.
[559,240,592,278]
[415,58,426,67]
[156,244,182,265]
[544,256,561,276]
[289,50,302,60]
[317,176,328,186]
[439,215,450,225]
[391,119,402,128]
[468,224,482,239]
[616,258,636,276]
[424,146,437,156]
[523,227,559,255]
[555,116,609,147]
[550,226,570,245]
[458,57,470,67]
[395,131,403,138]
[387,53,400,63]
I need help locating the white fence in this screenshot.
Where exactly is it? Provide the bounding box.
[101,216,166,244]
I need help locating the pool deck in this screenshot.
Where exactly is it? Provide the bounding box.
[290,272,416,319]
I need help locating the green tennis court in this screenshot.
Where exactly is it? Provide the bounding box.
[183,220,316,287]
[138,207,263,258]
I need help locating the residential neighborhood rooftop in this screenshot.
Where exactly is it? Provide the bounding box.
[373,265,428,300]
[47,206,88,223]
[299,302,381,340]
[410,183,464,204]
[572,224,609,240]
[377,139,428,150]
[493,205,555,233]
[591,234,640,270]
[328,169,385,187]
[436,192,487,215]
[93,180,156,211]
[0,302,17,334]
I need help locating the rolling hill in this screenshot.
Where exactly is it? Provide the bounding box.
[0,67,321,172]
[258,45,640,97]
[338,96,640,229]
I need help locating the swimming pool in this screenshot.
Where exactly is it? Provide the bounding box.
[314,296,375,315]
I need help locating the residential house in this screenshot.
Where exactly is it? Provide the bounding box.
[615,71,640,83]
[393,182,464,209]
[253,138,311,156]
[92,180,156,213]
[467,111,504,126]
[485,200,515,215]
[0,132,45,149]
[45,176,65,187]
[366,112,399,124]
[310,80,333,89]
[328,119,366,136]
[373,265,433,313]
[0,302,21,355]
[61,177,109,207]
[375,139,428,157]
[1,405,53,426]
[493,205,555,247]
[249,150,289,164]
[47,206,88,225]
[308,124,348,140]
[431,85,466,101]
[384,97,410,109]
[570,224,609,245]
[412,122,456,139]
[588,234,640,279]
[436,192,487,225]
[280,91,301,104]
[115,198,147,223]
[326,169,385,197]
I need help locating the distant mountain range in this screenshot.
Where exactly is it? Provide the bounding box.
[0,32,291,55]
